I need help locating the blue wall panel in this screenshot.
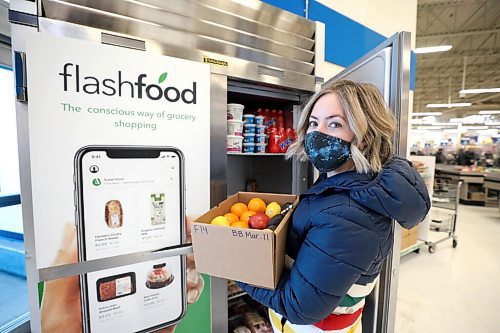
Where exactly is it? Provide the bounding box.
[410,51,416,90]
[309,1,386,68]
[261,1,416,90]
[261,0,305,17]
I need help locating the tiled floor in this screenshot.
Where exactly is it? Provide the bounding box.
[0,271,29,328]
[396,204,500,333]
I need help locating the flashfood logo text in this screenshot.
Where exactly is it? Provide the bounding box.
[59,63,197,104]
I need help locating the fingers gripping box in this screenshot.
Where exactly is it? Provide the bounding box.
[190,192,298,289]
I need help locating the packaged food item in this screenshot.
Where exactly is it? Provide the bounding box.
[151,193,166,225]
[228,298,251,317]
[243,114,255,124]
[244,312,273,333]
[243,133,256,144]
[96,272,136,302]
[268,128,281,153]
[255,134,266,144]
[227,135,244,153]
[255,125,266,134]
[269,109,277,127]
[254,115,265,125]
[279,128,295,153]
[243,124,256,134]
[227,120,244,136]
[263,109,270,125]
[255,143,266,154]
[105,200,123,228]
[277,110,284,128]
[243,143,255,153]
[146,263,174,289]
[227,103,245,121]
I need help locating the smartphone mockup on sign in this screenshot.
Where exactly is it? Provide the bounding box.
[74,146,186,333]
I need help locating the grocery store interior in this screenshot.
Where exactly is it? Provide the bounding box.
[1,0,500,332]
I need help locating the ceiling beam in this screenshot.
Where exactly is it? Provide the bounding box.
[417,62,499,69]
[417,52,500,61]
[417,28,499,38]
[472,92,500,103]
[418,0,490,9]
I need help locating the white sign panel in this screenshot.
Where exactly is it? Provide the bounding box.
[26,33,211,332]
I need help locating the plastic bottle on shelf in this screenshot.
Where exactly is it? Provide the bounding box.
[277,110,285,129]
[284,111,293,129]
[279,128,295,153]
[270,109,277,127]
[256,108,263,117]
[263,109,271,128]
[268,127,281,153]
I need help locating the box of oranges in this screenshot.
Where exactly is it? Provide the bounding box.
[191,192,299,289]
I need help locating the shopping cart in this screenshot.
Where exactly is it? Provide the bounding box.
[426,180,461,253]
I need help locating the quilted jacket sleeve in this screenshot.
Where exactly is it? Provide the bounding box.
[238,208,380,324]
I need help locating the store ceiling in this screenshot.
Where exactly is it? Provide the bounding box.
[415,0,500,121]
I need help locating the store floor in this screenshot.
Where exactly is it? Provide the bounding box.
[396,204,500,333]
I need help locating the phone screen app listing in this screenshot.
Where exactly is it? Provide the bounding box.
[80,150,182,260]
[87,258,183,332]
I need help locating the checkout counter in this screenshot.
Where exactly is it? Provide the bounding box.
[484,173,500,211]
[434,164,500,206]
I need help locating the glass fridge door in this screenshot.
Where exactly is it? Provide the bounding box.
[322,32,412,333]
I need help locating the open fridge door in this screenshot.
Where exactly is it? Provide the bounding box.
[321,32,412,333]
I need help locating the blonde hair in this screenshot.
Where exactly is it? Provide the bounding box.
[286,79,396,173]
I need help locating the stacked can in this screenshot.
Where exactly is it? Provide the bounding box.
[227,104,244,153]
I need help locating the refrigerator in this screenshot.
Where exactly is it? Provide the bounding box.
[9,0,410,332]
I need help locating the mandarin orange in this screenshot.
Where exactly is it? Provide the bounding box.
[240,210,257,223]
[230,202,248,217]
[248,198,267,214]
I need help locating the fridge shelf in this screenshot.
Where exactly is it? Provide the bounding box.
[228,291,248,301]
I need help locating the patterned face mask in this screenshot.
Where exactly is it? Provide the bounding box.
[305,131,351,173]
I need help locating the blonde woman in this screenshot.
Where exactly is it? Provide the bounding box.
[237,80,430,333]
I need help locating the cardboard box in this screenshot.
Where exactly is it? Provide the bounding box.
[406,231,418,247]
[191,192,299,289]
[400,235,408,250]
[400,225,419,250]
[470,192,485,201]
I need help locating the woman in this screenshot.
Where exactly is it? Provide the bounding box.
[237,80,430,333]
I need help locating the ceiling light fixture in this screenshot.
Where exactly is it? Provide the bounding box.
[411,112,443,117]
[431,123,459,126]
[479,110,500,115]
[414,45,452,54]
[459,88,500,94]
[463,126,488,130]
[426,103,472,108]
[417,126,442,130]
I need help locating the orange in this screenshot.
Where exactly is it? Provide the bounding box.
[231,221,249,229]
[248,198,267,214]
[224,213,239,224]
[210,216,230,226]
[240,211,256,223]
[230,202,248,218]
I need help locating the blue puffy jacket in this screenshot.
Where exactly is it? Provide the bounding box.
[238,157,431,324]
